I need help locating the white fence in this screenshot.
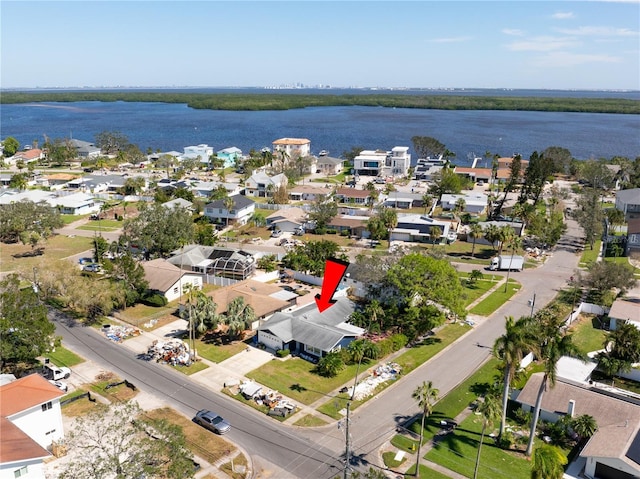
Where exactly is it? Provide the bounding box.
[564,302,610,326]
[204,275,239,287]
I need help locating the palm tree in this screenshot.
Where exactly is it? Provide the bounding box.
[530,444,568,479]
[525,311,581,456]
[379,207,398,249]
[364,299,385,333]
[497,225,514,254]
[411,381,439,478]
[421,193,433,215]
[468,223,484,258]
[224,297,256,339]
[473,394,501,479]
[571,414,597,445]
[430,225,442,246]
[484,224,501,252]
[223,196,235,227]
[493,316,536,439]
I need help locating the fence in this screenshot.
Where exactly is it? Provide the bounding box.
[204,275,239,287]
[564,301,610,326]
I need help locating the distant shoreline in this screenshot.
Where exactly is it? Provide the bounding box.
[2,91,639,115]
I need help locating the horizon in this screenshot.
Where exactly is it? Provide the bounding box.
[2,1,639,91]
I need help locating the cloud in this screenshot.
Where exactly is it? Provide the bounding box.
[506,36,580,52]
[531,51,622,67]
[555,26,639,37]
[551,11,575,19]
[429,36,472,43]
[502,28,525,36]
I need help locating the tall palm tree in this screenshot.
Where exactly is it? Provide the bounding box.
[364,299,385,333]
[223,196,235,227]
[430,226,442,246]
[379,207,398,249]
[411,381,439,478]
[493,316,537,439]
[473,394,501,479]
[525,311,580,456]
[530,444,568,479]
[421,193,433,215]
[497,225,514,254]
[468,223,484,258]
[483,224,501,252]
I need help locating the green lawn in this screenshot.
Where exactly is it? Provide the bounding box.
[195,338,249,363]
[0,234,93,272]
[401,464,458,479]
[460,276,499,307]
[425,413,531,479]
[469,280,521,316]
[579,240,601,266]
[45,346,85,367]
[77,220,123,232]
[567,315,608,356]
[172,360,209,375]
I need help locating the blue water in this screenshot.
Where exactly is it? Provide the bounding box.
[1,89,639,165]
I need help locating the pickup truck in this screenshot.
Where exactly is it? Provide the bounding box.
[42,363,71,381]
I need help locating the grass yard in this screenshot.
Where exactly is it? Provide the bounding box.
[61,390,105,417]
[44,346,85,367]
[76,219,123,232]
[579,240,601,266]
[195,336,251,363]
[469,279,521,316]
[89,376,139,402]
[0,234,93,272]
[401,464,454,479]
[219,454,249,479]
[173,361,209,375]
[145,407,241,467]
[460,276,499,307]
[292,414,329,427]
[566,315,608,356]
[425,413,531,479]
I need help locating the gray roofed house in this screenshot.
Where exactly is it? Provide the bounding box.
[161,198,193,211]
[257,296,364,359]
[69,139,101,158]
[608,296,640,331]
[204,195,256,226]
[141,258,204,302]
[168,245,256,281]
[616,188,640,220]
[516,373,640,479]
[316,156,344,176]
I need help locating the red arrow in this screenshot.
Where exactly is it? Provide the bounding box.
[315,258,350,313]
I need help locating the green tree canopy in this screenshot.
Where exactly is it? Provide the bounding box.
[411,136,446,159]
[282,240,346,276]
[0,199,63,244]
[0,274,55,373]
[2,136,20,157]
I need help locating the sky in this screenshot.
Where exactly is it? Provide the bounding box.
[1,1,639,91]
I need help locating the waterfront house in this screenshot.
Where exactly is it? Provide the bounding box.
[316,156,344,176]
[272,138,311,160]
[69,139,101,158]
[181,144,213,166]
[216,147,243,168]
[204,195,255,226]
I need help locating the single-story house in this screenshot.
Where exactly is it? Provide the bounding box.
[7,148,44,165]
[616,188,640,220]
[47,192,100,215]
[608,297,640,331]
[383,193,422,209]
[244,171,288,198]
[288,185,332,202]
[209,280,296,324]
[328,215,370,238]
[627,218,640,259]
[204,195,255,226]
[0,374,66,479]
[161,198,193,211]
[191,181,242,198]
[335,187,373,206]
[257,296,364,358]
[471,220,525,246]
[168,245,256,281]
[316,156,344,176]
[266,207,307,233]
[441,193,488,214]
[390,215,450,243]
[414,157,446,181]
[516,373,640,479]
[69,139,101,158]
[141,259,204,302]
[453,167,492,183]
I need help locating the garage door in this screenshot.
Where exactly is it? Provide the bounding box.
[258,331,282,350]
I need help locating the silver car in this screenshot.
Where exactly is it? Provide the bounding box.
[193,409,231,434]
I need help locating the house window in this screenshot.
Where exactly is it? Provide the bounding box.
[41,401,52,411]
[219,208,223,213]
[305,345,322,356]
[45,429,56,435]
[14,466,28,478]
[173,287,179,294]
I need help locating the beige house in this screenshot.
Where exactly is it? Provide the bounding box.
[272,138,311,159]
[266,207,307,233]
[141,259,203,302]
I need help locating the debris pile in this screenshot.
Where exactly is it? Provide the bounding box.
[102,324,141,343]
[347,362,401,401]
[146,339,192,366]
[236,380,297,417]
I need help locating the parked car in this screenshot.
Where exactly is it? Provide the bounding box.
[83,263,102,273]
[42,363,71,381]
[271,230,283,238]
[193,409,231,434]
[48,380,68,392]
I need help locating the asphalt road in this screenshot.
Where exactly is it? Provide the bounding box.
[52,187,585,478]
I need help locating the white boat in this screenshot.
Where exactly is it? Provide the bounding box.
[318,150,329,156]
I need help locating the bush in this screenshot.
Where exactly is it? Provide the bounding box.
[326,229,338,235]
[497,430,515,449]
[276,349,290,358]
[140,293,168,307]
[340,230,350,236]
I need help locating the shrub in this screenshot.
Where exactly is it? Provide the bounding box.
[140,293,168,307]
[340,230,350,236]
[326,229,338,235]
[276,349,290,358]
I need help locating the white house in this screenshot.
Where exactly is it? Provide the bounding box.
[316,156,344,176]
[353,149,389,177]
[0,374,66,479]
[607,297,640,331]
[266,207,307,233]
[203,195,256,226]
[390,214,451,243]
[181,144,213,166]
[389,146,411,176]
[244,171,287,198]
[47,192,101,215]
[288,185,331,202]
[616,188,640,220]
[141,259,204,302]
[272,138,311,160]
[440,193,488,214]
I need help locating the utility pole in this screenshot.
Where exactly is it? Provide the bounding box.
[343,402,351,479]
[529,292,536,317]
